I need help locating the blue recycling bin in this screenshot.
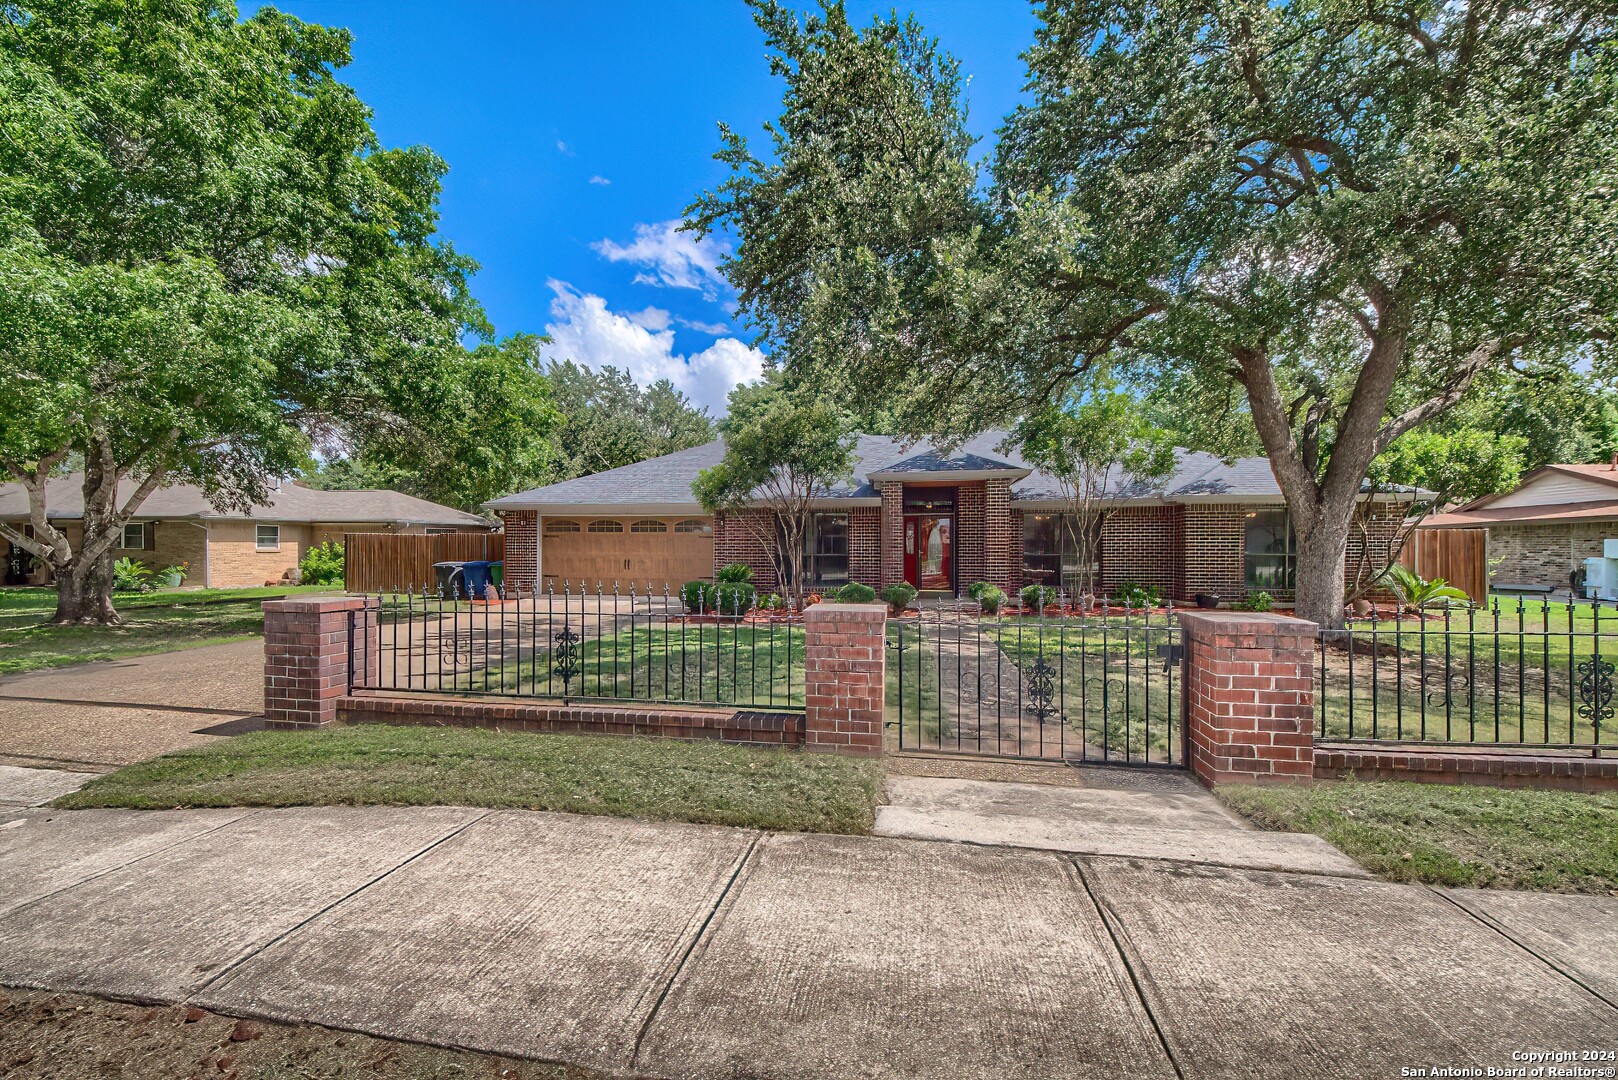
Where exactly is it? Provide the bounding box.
[461,560,493,599]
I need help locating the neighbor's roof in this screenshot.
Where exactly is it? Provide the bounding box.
[1455,462,1618,513]
[0,474,491,528]
[484,431,1326,513]
[1424,500,1618,528]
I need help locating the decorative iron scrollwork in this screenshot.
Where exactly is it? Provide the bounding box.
[553,623,581,698]
[1577,657,1615,736]
[1026,658,1057,721]
[1425,671,1470,710]
[439,629,472,667]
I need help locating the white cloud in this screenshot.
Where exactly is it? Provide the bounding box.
[540,281,763,414]
[676,316,730,335]
[592,220,729,300]
[588,175,611,186]
[555,139,574,156]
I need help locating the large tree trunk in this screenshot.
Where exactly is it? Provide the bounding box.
[53,550,120,624]
[1291,508,1352,631]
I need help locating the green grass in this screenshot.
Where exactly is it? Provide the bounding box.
[53,723,886,834]
[0,583,328,618]
[0,585,331,675]
[1218,779,1618,892]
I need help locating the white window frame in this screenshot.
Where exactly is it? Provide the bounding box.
[121,522,146,550]
[255,524,281,551]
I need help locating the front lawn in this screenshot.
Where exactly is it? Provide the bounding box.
[0,586,329,675]
[1218,779,1618,892]
[54,723,886,834]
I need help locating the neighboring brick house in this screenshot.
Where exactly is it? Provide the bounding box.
[488,432,1410,603]
[1,474,492,588]
[1423,461,1618,592]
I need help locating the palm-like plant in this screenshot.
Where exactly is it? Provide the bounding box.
[1378,564,1472,614]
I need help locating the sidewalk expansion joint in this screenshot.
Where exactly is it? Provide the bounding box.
[1069,856,1187,1080]
[187,808,496,1001]
[1428,886,1618,1014]
[630,831,761,1065]
[2,808,266,920]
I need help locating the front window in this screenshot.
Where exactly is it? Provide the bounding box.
[1244,509,1296,591]
[255,524,280,551]
[1022,514,1100,594]
[802,513,850,587]
[121,522,146,550]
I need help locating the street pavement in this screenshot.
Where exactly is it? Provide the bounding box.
[0,804,1612,1079]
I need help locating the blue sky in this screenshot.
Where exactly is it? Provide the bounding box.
[256,1,1037,413]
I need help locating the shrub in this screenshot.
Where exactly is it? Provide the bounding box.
[715,581,757,615]
[1236,591,1274,613]
[717,562,755,583]
[971,583,1005,614]
[831,582,877,603]
[111,557,153,593]
[760,592,783,611]
[880,582,917,615]
[1020,584,1060,610]
[680,580,717,613]
[299,541,345,586]
[1112,579,1162,608]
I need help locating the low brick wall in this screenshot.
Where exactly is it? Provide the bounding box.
[338,693,804,747]
[1315,744,1618,793]
[803,602,886,756]
[263,594,378,729]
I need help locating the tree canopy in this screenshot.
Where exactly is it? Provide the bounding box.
[0,1,552,619]
[544,361,716,482]
[691,0,1618,626]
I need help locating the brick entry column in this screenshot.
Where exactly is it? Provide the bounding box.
[803,602,887,756]
[878,482,904,587]
[1178,611,1317,786]
[263,595,379,729]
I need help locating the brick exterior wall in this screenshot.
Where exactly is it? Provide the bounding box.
[1099,505,1183,598]
[848,506,882,588]
[803,602,886,755]
[1314,745,1618,792]
[1344,501,1409,596]
[263,595,378,729]
[879,482,904,587]
[1179,611,1316,785]
[984,478,1016,594]
[1487,521,1611,590]
[956,482,987,591]
[340,695,804,747]
[502,510,538,592]
[714,509,781,591]
[1182,505,1248,601]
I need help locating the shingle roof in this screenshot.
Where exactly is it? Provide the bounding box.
[486,430,1293,511]
[0,474,491,528]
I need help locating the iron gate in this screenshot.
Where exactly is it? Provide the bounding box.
[888,601,1185,767]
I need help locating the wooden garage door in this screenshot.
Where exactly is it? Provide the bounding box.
[541,517,714,591]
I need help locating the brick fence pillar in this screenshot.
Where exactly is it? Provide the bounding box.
[1178,611,1317,786]
[263,595,379,729]
[803,602,887,756]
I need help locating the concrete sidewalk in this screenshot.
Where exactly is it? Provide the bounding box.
[0,805,1612,1079]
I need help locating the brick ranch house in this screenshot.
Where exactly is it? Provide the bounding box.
[488,432,1407,603]
[1422,460,1618,592]
[1,474,492,588]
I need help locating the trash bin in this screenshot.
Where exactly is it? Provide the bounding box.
[461,560,493,599]
[433,561,467,600]
[489,561,504,589]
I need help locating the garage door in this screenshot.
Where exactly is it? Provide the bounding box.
[540,516,714,591]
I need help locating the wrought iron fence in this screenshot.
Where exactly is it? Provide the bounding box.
[888,599,1183,766]
[1317,597,1617,755]
[351,583,805,711]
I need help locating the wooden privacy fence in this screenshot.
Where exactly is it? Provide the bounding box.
[1400,527,1488,602]
[343,532,504,594]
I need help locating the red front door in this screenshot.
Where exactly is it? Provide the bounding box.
[903,515,953,592]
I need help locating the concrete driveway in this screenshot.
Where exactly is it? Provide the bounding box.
[0,640,263,770]
[0,805,1611,1079]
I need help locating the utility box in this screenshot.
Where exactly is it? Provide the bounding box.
[1604,538,1618,560]
[1585,556,1618,601]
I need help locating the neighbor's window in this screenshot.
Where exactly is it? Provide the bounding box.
[1021,514,1099,593]
[674,519,712,534]
[802,512,850,586]
[544,519,580,537]
[255,524,280,551]
[586,519,623,533]
[1244,509,1296,591]
[630,519,667,533]
[120,522,146,550]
